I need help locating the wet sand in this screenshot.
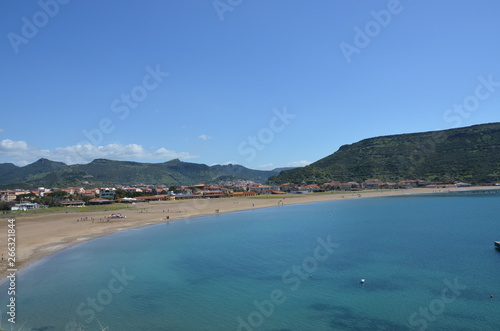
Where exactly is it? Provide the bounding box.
[1,187,498,279]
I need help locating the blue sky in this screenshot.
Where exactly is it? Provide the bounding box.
[1,0,499,169]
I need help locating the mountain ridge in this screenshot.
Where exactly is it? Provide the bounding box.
[268,122,500,185]
[3,122,500,188]
[0,159,284,188]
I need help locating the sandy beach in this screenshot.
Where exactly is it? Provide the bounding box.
[1,187,498,279]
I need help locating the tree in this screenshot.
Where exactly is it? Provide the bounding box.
[16,193,37,202]
[40,196,62,207]
[114,189,126,199]
[0,201,14,210]
[46,190,68,199]
[81,195,93,203]
[67,194,79,201]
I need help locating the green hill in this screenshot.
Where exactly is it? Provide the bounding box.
[268,123,500,185]
[0,158,282,188]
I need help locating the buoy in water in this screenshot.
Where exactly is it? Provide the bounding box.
[360,279,365,284]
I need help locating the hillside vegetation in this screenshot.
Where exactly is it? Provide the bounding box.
[268,123,500,184]
[0,158,281,188]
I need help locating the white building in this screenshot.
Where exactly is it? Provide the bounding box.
[0,191,17,202]
[11,202,47,211]
[99,188,116,199]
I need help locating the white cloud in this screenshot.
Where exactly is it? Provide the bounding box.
[257,160,312,170]
[283,160,311,167]
[0,139,32,165]
[198,134,212,141]
[0,139,198,165]
[0,139,28,151]
[257,163,275,169]
[152,147,196,160]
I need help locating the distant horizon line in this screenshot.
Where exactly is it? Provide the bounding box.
[2,121,498,170]
[0,157,299,172]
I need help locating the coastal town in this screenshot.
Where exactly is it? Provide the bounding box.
[0,178,479,211]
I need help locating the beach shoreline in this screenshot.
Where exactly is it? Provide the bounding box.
[1,186,499,279]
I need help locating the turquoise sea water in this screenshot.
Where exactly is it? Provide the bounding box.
[2,192,500,330]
